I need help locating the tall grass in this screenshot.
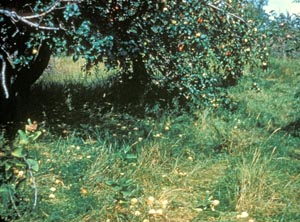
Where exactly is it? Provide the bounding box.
[37,56,116,90]
[4,57,300,221]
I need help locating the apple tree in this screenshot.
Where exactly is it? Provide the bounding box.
[265,11,300,58]
[0,1,270,218]
[0,0,269,118]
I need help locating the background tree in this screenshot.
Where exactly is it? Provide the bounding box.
[261,0,300,58]
[267,12,300,58]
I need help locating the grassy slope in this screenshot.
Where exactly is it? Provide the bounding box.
[9,57,300,221]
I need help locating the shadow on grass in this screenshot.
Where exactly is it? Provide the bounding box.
[4,76,187,140]
[282,118,300,137]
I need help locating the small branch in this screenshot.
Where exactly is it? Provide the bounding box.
[24,0,83,19]
[0,46,16,68]
[207,3,246,23]
[0,0,82,31]
[0,9,60,30]
[23,156,38,209]
[29,168,38,209]
[23,0,61,19]
[22,0,83,19]
[33,40,44,63]
[11,23,20,37]
[0,54,10,99]
[8,188,22,218]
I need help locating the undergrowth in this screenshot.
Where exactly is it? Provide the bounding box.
[0,57,300,222]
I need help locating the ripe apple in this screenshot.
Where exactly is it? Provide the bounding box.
[178,44,184,51]
[225,51,232,56]
[197,18,203,23]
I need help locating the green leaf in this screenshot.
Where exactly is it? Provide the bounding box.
[11,147,25,158]
[125,154,137,160]
[123,145,133,154]
[0,185,10,202]
[73,54,79,62]
[151,26,160,33]
[121,190,133,197]
[18,130,29,145]
[26,159,39,172]
[0,185,8,194]
[4,162,12,171]
[29,131,42,141]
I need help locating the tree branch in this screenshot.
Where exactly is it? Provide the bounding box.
[0,54,9,99]
[207,3,246,23]
[0,0,83,31]
[23,0,82,19]
[0,9,60,30]
[23,0,62,19]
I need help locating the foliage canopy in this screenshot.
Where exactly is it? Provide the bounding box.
[0,0,269,107]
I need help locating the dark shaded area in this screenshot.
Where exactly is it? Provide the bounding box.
[0,14,51,124]
[0,72,189,141]
[282,119,300,137]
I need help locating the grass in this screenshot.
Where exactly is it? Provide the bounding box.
[1,57,300,221]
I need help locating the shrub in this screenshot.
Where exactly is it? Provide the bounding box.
[0,120,41,220]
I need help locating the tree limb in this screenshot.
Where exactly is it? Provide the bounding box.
[23,0,82,19]
[0,9,60,30]
[207,3,246,23]
[0,54,9,99]
[0,0,82,31]
[23,0,62,19]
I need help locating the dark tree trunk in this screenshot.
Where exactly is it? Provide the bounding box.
[0,10,53,125]
[132,54,150,87]
[12,43,51,101]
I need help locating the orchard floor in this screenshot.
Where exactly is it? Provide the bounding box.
[1,57,300,222]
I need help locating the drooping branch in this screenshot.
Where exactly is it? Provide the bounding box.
[0,54,9,99]
[0,9,60,30]
[0,0,82,31]
[23,0,82,19]
[22,0,62,19]
[207,3,246,23]
[0,46,16,68]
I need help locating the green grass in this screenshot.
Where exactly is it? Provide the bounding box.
[2,57,300,222]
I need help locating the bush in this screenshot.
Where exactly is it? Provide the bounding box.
[0,120,41,220]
